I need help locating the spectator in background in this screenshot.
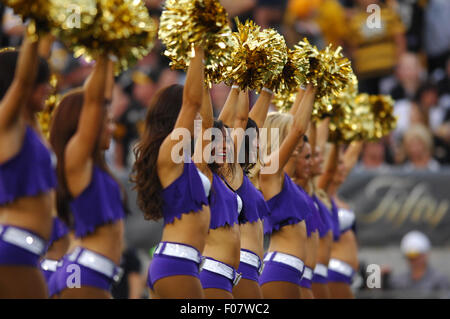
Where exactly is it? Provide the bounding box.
[355,140,391,173]
[254,0,288,30]
[344,0,406,94]
[386,231,450,293]
[423,0,450,76]
[386,52,425,101]
[402,124,440,171]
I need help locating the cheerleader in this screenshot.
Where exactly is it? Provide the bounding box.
[326,141,363,299]
[310,119,335,299]
[257,84,316,299]
[48,56,125,298]
[291,135,320,299]
[196,87,243,299]
[133,48,209,299]
[0,34,53,298]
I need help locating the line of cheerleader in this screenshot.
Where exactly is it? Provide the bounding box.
[0,34,363,299]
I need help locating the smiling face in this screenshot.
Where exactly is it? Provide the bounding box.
[294,140,312,181]
[311,145,324,176]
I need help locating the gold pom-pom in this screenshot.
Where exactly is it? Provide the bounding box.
[222,18,288,91]
[2,0,54,39]
[369,94,397,139]
[272,89,297,113]
[294,38,353,100]
[37,74,60,140]
[267,48,308,94]
[159,0,234,85]
[53,0,157,72]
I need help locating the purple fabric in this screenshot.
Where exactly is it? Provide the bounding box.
[209,173,239,229]
[263,174,307,235]
[161,161,209,226]
[0,233,43,266]
[312,272,328,284]
[70,165,125,238]
[330,198,341,242]
[0,126,56,205]
[312,195,333,238]
[296,185,319,237]
[238,249,262,282]
[199,257,237,292]
[45,217,69,252]
[299,276,312,289]
[40,262,55,284]
[259,259,303,286]
[147,252,201,290]
[236,175,269,224]
[327,268,353,285]
[49,252,113,296]
[47,272,58,296]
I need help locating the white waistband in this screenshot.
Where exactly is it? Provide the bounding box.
[328,258,354,278]
[41,259,59,272]
[68,247,123,282]
[314,263,328,277]
[0,225,45,256]
[154,242,201,264]
[264,252,305,274]
[201,258,241,286]
[302,266,313,280]
[240,250,263,274]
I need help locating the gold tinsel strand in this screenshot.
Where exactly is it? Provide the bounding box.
[1,0,53,39]
[158,0,234,86]
[222,18,288,91]
[37,74,60,140]
[368,94,397,139]
[52,0,157,72]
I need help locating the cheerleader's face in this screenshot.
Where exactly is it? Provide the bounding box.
[99,109,115,150]
[334,158,346,184]
[211,126,229,166]
[29,83,52,112]
[311,146,324,176]
[294,141,312,180]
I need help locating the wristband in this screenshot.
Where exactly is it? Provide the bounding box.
[231,85,239,90]
[262,87,273,95]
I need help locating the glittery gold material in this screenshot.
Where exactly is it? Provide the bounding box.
[221,18,288,91]
[158,0,234,86]
[1,0,51,39]
[37,74,60,140]
[52,0,157,72]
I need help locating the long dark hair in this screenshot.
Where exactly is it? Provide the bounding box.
[238,117,259,175]
[49,89,108,225]
[131,84,184,221]
[0,49,50,100]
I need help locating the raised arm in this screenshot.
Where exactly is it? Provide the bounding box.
[308,121,317,157]
[248,88,272,129]
[0,35,39,130]
[200,87,214,130]
[288,87,305,116]
[218,85,239,127]
[316,117,330,152]
[341,140,363,179]
[262,84,316,178]
[317,142,339,191]
[65,55,108,172]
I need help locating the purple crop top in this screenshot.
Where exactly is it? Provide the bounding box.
[330,198,341,242]
[69,165,125,238]
[161,161,209,225]
[296,185,319,237]
[263,174,308,235]
[312,195,333,238]
[209,173,239,229]
[0,126,56,205]
[236,175,269,224]
[45,217,69,252]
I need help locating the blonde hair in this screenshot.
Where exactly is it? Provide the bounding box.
[251,112,294,186]
[403,124,434,153]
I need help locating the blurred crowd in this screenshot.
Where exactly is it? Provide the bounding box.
[1,0,449,173]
